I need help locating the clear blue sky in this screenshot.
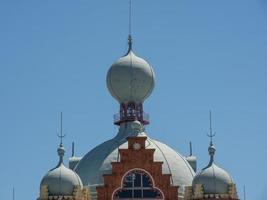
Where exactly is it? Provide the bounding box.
[0,0,267,199]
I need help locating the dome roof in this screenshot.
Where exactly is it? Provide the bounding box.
[74,122,195,196]
[106,36,155,104]
[192,145,233,194]
[41,145,83,196]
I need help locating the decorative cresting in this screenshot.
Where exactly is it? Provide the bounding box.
[106,35,155,125]
[96,136,179,200]
[38,114,91,200]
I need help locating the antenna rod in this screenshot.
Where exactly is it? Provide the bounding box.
[57,112,66,146]
[243,185,246,200]
[209,111,212,136]
[129,0,132,36]
[72,141,75,157]
[189,141,192,156]
[61,112,63,144]
[13,187,15,200]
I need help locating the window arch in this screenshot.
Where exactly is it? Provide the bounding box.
[113,169,164,200]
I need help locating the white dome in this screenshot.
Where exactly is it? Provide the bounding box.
[193,163,233,194]
[41,163,83,196]
[41,146,83,196]
[74,122,195,197]
[192,145,233,194]
[106,50,155,103]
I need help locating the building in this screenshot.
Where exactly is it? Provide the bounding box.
[37,33,239,200]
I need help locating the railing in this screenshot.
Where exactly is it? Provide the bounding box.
[113,111,150,125]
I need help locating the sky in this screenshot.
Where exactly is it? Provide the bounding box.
[0,0,267,199]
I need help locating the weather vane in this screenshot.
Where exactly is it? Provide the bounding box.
[207,110,216,145]
[57,112,66,145]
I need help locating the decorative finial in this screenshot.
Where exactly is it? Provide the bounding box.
[207,111,216,164]
[57,112,66,164]
[207,111,216,146]
[127,34,133,53]
[189,141,193,156]
[57,112,66,147]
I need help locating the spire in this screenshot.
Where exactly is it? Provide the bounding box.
[57,112,66,165]
[207,111,216,164]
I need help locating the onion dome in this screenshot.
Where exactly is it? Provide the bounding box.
[40,144,83,196]
[192,143,233,194]
[106,35,155,104]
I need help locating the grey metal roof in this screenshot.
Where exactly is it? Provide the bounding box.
[192,145,233,194]
[106,49,155,104]
[40,145,83,196]
[74,121,195,196]
[193,163,233,194]
[41,163,83,196]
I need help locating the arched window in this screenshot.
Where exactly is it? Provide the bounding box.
[113,170,164,200]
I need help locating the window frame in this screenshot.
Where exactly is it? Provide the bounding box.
[112,168,164,200]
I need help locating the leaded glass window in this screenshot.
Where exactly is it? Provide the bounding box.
[113,170,164,200]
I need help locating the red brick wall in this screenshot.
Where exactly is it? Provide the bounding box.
[97,136,179,200]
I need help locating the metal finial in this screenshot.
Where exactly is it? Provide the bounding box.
[207,110,216,146]
[57,112,66,146]
[72,141,75,157]
[207,111,216,164]
[189,141,193,156]
[128,34,133,52]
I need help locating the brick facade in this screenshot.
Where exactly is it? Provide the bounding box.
[96,136,179,200]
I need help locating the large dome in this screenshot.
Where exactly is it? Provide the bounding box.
[106,45,155,104]
[74,122,195,197]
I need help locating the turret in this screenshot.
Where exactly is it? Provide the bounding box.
[184,112,239,200]
[38,113,90,200]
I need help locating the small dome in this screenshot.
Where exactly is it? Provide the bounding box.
[41,163,83,196]
[192,144,233,194]
[106,37,155,104]
[41,145,83,196]
[193,163,232,194]
[131,120,143,133]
